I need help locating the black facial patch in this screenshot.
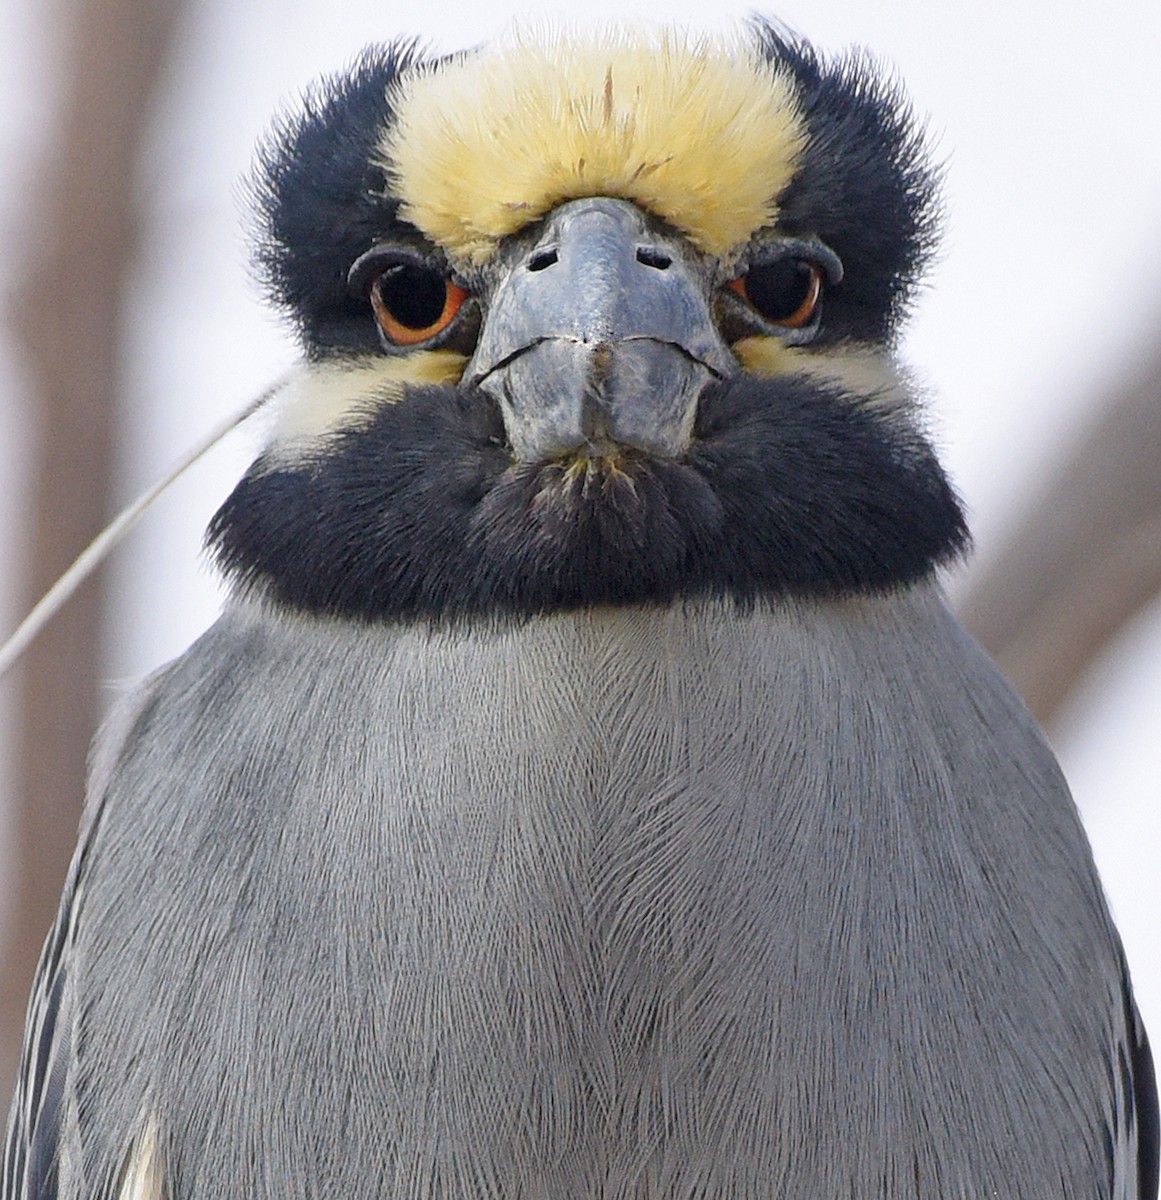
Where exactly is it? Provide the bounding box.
[207,378,967,623]
[253,43,431,354]
[754,21,941,344]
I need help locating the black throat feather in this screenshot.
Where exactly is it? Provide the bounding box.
[207,374,967,623]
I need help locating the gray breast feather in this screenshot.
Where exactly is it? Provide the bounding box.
[4,587,1150,1198]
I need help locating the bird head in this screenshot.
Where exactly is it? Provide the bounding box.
[208,21,967,623]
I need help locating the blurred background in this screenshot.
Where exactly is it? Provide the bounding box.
[0,0,1159,1103]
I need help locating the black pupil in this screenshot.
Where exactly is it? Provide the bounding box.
[745,258,815,322]
[376,264,447,329]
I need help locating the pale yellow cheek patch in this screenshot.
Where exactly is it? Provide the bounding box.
[735,337,913,415]
[268,350,467,454]
[382,26,806,264]
[733,335,802,377]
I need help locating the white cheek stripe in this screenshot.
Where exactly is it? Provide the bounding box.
[118,1117,163,1200]
[735,336,915,416]
[794,345,916,415]
[267,351,469,457]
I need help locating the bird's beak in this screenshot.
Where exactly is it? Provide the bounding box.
[463,197,737,462]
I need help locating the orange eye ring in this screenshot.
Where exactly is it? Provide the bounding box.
[728,259,823,330]
[370,268,469,346]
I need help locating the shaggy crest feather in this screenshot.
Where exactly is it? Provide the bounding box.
[382,24,806,263]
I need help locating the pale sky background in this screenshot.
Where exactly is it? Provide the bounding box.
[0,0,1159,1048]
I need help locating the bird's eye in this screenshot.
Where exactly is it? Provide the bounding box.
[728,258,824,329]
[369,264,468,346]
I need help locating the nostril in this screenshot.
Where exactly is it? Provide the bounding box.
[528,248,559,272]
[636,247,671,270]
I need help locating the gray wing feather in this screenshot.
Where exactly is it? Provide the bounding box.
[3,678,164,1200]
[3,846,84,1200]
[1121,986,1159,1199]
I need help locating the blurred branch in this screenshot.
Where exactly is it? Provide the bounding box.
[959,327,1161,729]
[0,0,187,1098]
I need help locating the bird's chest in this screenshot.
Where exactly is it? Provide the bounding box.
[225,619,844,1195]
[87,598,1102,1197]
[205,607,935,1188]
